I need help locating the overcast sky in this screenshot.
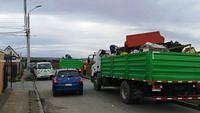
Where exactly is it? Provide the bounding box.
[0,0,200,58]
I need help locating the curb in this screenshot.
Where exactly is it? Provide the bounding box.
[0,88,12,110]
[33,80,45,113]
[176,101,200,110]
[34,90,45,113]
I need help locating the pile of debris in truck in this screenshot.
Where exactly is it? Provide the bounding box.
[107,31,198,57]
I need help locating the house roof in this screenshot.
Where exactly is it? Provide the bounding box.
[4,45,20,57]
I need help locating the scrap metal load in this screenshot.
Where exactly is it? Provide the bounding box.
[124,31,166,54]
[89,31,200,104]
[122,31,196,54]
[125,31,164,49]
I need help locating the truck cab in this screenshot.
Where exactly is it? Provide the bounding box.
[88,50,110,77]
[86,50,111,84]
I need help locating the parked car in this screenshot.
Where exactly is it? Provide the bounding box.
[52,69,83,96]
[34,62,54,79]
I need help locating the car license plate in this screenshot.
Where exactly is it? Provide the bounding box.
[65,84,72,87]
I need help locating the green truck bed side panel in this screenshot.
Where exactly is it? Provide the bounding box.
[59,58,83,69]
[112,55,127,79]
[101,52,200,81]
[101,56,113,77]
[151,52,200,81]
[101,52,148,80]
[127,52,147,80]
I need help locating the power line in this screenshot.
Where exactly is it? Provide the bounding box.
[15,47,26,50]
[0,33,25,35]
[0,30,25,35]
[0,22,23,24]
[0,25,24,29]
[0,29,25,33]
[0,18,23,21]
[0,19,23,21]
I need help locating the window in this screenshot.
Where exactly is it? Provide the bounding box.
[57,70,79,77]
[38,64,52,69]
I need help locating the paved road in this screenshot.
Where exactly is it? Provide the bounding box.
[35,79,200,113]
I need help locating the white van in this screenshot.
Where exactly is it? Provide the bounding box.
[34,62,54,79]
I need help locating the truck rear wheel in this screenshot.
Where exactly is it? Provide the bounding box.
[120,81,132,104]
[94,75,101,91]
[131,89,143,103]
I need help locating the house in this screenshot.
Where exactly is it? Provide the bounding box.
[4,46,22,78]
[4,46,20,58]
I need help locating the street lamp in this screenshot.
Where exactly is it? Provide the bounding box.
[26,5,42,70]
[29,5,42,13]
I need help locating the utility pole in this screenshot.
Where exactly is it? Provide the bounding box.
[24,0,41,71]
[27,13,31,71]
[24,0,30,70]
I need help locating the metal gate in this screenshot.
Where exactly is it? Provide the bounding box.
[3,58,8,91]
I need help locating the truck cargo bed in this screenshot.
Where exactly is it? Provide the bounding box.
[101,52,200,82]
[59,58,83,69]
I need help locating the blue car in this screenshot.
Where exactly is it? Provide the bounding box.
[52,69,83,96]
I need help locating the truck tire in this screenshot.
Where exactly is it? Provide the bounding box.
[131,89,143,103]
[94,75,101,91]
[120,81,132,104]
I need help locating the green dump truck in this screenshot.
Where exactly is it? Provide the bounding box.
[59,58,83,69]
[90,50,200,103]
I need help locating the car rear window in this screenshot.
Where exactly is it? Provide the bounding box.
[57,70,79,77]
[38,64,52,69]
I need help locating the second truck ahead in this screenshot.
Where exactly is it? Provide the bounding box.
[59,58,83,69]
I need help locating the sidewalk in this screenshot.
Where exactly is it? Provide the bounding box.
[0,89,29,113]
[0,89,11,110]
[0,70,44,113]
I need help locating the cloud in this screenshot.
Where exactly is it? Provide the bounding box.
[0,0,23,13]
[28,14,137,57]
[0,0,200,57]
